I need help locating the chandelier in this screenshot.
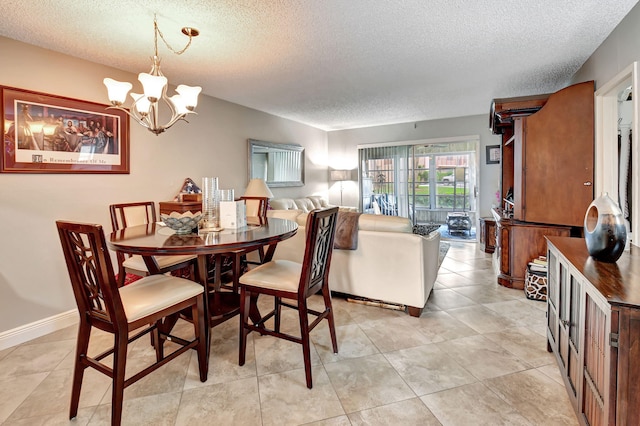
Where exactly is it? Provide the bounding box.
[103,16,201,135]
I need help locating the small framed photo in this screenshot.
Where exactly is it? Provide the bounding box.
[486,145,501,165]
[1,86,129,173]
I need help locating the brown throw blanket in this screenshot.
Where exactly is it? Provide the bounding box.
[333,211,362,250]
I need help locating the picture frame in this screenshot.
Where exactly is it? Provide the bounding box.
[486,144,501,164]
[1,86,129,173]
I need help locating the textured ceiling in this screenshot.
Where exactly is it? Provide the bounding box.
[0,0,637,131]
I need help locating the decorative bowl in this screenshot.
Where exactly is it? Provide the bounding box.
[160,211,203,234]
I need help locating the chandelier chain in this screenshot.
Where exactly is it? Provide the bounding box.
[153,16,193,56]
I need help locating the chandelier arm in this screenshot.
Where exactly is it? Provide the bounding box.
[106,105,152,130]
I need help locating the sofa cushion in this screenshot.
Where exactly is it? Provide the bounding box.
[359,214,412,233]
[294,198,316,212]
[269,198,297,210]
[306,195,324,209]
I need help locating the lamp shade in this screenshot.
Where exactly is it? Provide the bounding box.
[244,178,274,198]
[138,72,167,102]
[330,170,351,181]
[103,78,133,105]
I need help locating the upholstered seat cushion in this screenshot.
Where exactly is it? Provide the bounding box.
[122,254,196,272]
[239,260,301,292]
[119,274,203,322]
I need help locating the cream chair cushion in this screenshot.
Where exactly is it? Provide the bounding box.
[239,260,301,292]
[119,274,203,322]
[123,254,196,273]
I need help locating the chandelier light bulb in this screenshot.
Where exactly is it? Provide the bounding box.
[130,93,151,116]
[169,95,190,115]
[175,85,202,110]
[138,73,167,103]
[103,78,133,106]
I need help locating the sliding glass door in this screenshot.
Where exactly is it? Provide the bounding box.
[358,137,478,225]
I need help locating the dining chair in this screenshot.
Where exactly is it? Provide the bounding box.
[109,201,197,285]
[56,221,208,426]
[238,206,339,388]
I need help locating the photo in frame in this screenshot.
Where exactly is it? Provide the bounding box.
[486,144,501,164]
[1,86,129,173]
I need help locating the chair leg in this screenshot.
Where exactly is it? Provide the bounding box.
[152,320,163,362]
[111,331,129,426]
[193,295,209,382]
[233,253,243,292]
[69,320,91,419]
[298,302,313,389]
[322,286,339,354]
[274,296,282,333]
[238,287,251,366]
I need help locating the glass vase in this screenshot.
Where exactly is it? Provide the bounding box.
[584,192,627,262]
[201,177,219,230]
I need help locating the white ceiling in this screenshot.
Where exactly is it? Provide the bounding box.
[0,0,637,131]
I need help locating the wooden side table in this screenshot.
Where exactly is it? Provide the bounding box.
[479,217,496,253]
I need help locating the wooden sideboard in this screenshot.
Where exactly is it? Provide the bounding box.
[546,236,640,425]
[492,208,570,289]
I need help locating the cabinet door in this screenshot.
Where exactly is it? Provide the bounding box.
[519,81,594,226]
[616,307,640,426]
[557,261,580,407]
[582,290,611,425]
[547,249,559,350]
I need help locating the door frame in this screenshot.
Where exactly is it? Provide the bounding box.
[594,61,639,244]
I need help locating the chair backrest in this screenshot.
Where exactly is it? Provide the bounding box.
[240,196,268,223]
[57,221,126,328]
[299,207,339,298]
[109,201,157,232]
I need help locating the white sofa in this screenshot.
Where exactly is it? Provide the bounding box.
[269,196,358,212]
[265,209,441,316]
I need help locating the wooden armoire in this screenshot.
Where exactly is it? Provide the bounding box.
[489,81,594,289]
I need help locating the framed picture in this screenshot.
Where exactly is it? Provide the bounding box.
[486,144,501,164]
[1,86,129,173]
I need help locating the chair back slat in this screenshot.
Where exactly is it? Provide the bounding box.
[109,201,157,232]
[299,207,339,298]
[57,221,125,326]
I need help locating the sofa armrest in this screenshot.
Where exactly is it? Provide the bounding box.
[329,230,440,308]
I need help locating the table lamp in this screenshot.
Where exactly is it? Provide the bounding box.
[243,178,274,220]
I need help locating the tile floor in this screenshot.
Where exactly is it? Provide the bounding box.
[0,241,578,425]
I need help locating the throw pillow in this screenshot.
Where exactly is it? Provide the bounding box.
[413,223,441,236]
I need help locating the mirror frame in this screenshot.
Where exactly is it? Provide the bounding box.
[248,139,305,187]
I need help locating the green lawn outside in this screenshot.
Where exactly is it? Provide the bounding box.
[410,185,469,196]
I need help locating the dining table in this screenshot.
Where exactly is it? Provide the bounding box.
[108,216,298,362]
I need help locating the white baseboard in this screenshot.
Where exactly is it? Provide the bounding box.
[0,310,78,351]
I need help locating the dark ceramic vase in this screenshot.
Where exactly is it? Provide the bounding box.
[584,192,627,263]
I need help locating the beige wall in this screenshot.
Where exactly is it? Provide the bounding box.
[572,3,640,89]
[0,36,328,334]
[326,115,503,217]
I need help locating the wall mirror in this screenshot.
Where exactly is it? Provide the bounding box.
[248,139,305,187]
